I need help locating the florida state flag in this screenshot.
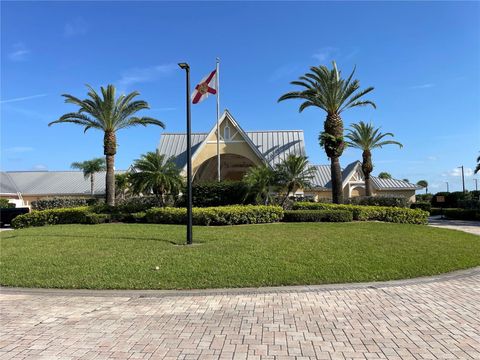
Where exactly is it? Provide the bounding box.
[191,69,217,104]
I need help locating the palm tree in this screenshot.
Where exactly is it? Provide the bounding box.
[243,165,277,205]
[378,172,392,179]
[49,84,165,206]
[276,155,315,206]
[115,173,131,200]
[475,154,480,174]
[345,121,403,196]
[71,157,106,196]
[278,61,375,204]
[129,151,183,207]
[417,180,429,194]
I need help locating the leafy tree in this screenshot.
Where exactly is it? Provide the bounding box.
[49,84,165,206]
[378,172,392,179]
[276,155,315,206]
[129,151,183,207]
[115,173,131,200]
[402,178,409,182]
[243,165,277,205]
[475,154,480,174]
[278,61,375,204]
[71,157,106,196]
[417,180,429,194]
[345,121,402,196]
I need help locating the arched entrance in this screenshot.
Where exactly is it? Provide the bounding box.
[194,154,255,183]
[350,185,366,197]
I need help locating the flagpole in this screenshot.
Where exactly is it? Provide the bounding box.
[216,57,221,182]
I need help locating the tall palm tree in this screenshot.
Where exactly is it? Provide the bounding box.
[278,61,375,204]
[276,155,315,206]
[129,151,183,207]
[417,180,429,194]
[243,164,277,205]
[345,121,403,196]
[49,84,165,206]
[71,157,106,196]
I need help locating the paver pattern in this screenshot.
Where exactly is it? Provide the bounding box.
[1,271,479,360]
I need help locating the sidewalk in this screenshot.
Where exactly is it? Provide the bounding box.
[428,215,480,236]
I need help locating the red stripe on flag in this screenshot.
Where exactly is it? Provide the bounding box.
[207,87,216,95]
[192,91,203,104]
[205,69,216,84]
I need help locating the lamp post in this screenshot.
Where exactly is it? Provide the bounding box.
[445,181,449,193]
[179,62,193,245]
[458,165,466,194]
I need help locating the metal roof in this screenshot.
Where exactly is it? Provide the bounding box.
[157,130,306,168]
[310,165,331,188]
[371,176,420,190]
[1,171,125,196]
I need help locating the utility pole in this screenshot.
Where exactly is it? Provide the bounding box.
[459,166,466,193]
[445,181,449,193]
[474,178,478,192]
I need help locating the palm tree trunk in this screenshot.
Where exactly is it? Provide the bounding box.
[362,150,373,197]
[90,173,94,196]
[330,156,343,204]
[104,130,117,206]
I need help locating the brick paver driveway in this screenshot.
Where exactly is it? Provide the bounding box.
[1,269,479,360]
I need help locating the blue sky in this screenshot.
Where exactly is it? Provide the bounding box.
[1,1,479,192]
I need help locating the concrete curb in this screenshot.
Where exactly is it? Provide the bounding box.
[1,267,479,299]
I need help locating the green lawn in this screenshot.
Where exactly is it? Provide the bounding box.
[1,223,479,290]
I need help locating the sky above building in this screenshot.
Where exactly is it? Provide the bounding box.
[1,1,479,192]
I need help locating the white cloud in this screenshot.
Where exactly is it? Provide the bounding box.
[8,43,30,61]
[427,156,437,161]
[269,64,303,82]
[312,47,338,63]
[448,167,473,177]
[5,146,34,153]
[410,83,435,89]
[117,64,176,91]
[32,164,48,171]
[0,94,47,104]
[64,17,88,37]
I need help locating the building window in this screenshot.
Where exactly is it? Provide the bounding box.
[224,125,230,141]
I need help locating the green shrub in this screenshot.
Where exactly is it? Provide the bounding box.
[115,196,162,213]
[292,202,428,225]
[85,213,110,224]
[0,199,15,208]
[443,208,480,221]
[176,181,250,207]
[31,197,97,211]
[431,191,480,209]
[145,205,283,226]
[283,210,353,223]
[410,202,431,212]
[416,193,433,202]
[348,196,409,208]
[11,207,91,229]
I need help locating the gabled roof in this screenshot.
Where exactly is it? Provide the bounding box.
[0,171,126,196]
[371,176,421,190]
[157,110,306,168]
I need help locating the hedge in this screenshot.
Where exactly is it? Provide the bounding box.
[431,191,480,209]
[283,210,353,223]
[292,202,429,225]
[11,207,94,229]
[430,208,480,221]
[175,181,250,207]
[31,197,97,211]
[410,202,431,212]
[347,196,409,208]
[0,199,15,208]
[145,205,284,226]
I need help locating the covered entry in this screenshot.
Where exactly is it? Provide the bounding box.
[194,154,255,182]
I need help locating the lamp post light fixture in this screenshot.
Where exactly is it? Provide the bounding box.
[179,62,193,245]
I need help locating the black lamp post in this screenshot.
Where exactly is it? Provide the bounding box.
[179,62,193,245]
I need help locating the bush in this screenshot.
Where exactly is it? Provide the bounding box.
[283,210,353,223]
[145,205,284,226]
[410,202,431,212]
[347,196,409,208]
[11,207,91,229]
[431,191,480,209]
[177,181,250,207]
[114,196,162,213]
[0,199,15,208]
[85,213,110,224]
[31,197,97,211]
[292,202,428,225]
[443,208,480,221]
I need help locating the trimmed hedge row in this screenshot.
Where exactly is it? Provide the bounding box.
[31,197,97,211]
[410,202,432,212]
[12,207,93,229]
[145,205,284,226]
[430,208,480,221]
[292,202,429,224]
[347,196,409,208]
[283,210,353,223]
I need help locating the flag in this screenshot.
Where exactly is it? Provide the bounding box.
[191,69,217,104]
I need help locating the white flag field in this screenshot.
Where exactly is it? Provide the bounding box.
[191,69,217,104]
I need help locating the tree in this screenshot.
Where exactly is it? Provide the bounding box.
[378,172,392,179]
[115,173,131,200]
[49,84,165,206]
[243,164,277,205]
[278,61,375,204]
[276,155,315,206]
[71,157,106,196]
[417,180,429,194]
[345,121,402,196]
[402,178,409,182]
[475,154,480,174]
[129,151,183,207]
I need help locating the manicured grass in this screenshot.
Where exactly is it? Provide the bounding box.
[1,223,479,290]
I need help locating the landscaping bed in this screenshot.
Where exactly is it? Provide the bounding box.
[1,223,479,289]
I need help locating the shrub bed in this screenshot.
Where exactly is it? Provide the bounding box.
[0,199,15,208]
[145,205,283,226]
[347,196,409,208]
[410,202,431,212]
[283,210,353,223]
[443,208,480,221]
[292,202,428,225]
[12,207,94,229]
[31,197,97,211]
